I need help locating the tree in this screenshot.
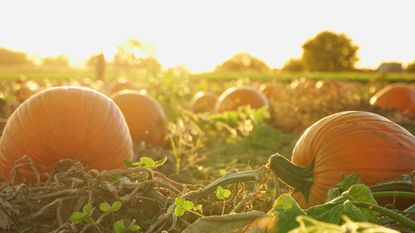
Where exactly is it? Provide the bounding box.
[215,52,270,73]
[42,55,69,67]
[301,31,359,71]
[166,65,190,77]
[407,61,415,73]
[281,58,305,72]
[0,48,32,66]
[113,38,161,74]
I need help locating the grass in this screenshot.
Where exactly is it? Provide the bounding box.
[2,66,415,82]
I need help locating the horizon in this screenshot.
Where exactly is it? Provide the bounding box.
[0,0,414,72]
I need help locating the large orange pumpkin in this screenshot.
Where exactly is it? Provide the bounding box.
[216,87,268,112]
[0,86,133,183]
[190,91,218,113]
[111,90,167,147]
[370,85,415,117]
[269,111,415,208]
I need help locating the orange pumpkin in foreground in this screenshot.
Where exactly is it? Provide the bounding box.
[0,86,133,183]
[370,85,415,117]
[112,90,167,147]
[190,91,218,113]
[216,87,268,112]
[269,111,415,208]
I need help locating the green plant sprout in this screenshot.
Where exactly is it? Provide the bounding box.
[70,203,95,224]
[99,201,122,213]
[216,185,232,215]
[123,156,167,169]
[174,197,203,217]
[114,219,141,233]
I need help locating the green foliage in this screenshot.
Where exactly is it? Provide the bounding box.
[99,201,122,213]
[268,176,381,232]
[42,55,69,67]
[326,174,363,201]
[407,61,415,73]
[174,197,197,217]
[113,38,161,74]
[307,184,378,224]
[215,52,270,73]
[290,215,398,233]
[282,58,306,72]
[0,47,33,66]
[70,203,95,224]
[123,156,167,169]
[302,31,359,71]
[269,194,306,233]
[215,185,232,200]
[114,219,141,233]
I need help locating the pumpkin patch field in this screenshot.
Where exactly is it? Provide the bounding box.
[2,74,415,233]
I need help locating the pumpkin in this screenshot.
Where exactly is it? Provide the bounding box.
[216,87,268,112]
[111,90,167,146]
[268,111,415,208]
[190,91,218,113]
[370,85,415,117]
[0,86,133,183]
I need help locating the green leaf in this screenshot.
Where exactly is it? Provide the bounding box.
[174,206,186,216]
[111,201,122,212]
[70,203,95,224]
[82,203,94,214]
[99,202,112,212]
[344,184,377,204]
[174,197,194,216]
[128,220,141,231]
[290,215,398,233]
[268,194,306,233]
[70,212,85,224]
[154,157,168,168]
[215,185,232,200]
[326,174,363,201]
[139,156,156,168]
[306,184,379,224]
[114,220,127,233]
[194,204,203,212]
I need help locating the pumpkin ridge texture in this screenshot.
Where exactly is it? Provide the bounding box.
[0,86,133,184]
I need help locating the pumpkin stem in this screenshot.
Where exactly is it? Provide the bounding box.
[267,154,313,202]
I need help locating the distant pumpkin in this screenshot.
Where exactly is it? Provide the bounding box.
[216,87,268,112]
[112,90,167,146]
[190,91,218,113]
[0,86,133,184]
[370,85,415,117]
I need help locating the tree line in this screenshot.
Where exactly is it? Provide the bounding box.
[1,31,414,73]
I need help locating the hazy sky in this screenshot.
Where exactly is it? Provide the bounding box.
[0,0,414,72]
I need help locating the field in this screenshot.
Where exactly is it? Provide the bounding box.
[1,70,415,233]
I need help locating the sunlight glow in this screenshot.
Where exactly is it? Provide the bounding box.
[0,0,414,72]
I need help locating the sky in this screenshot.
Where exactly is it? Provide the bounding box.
[0,0,414,72]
